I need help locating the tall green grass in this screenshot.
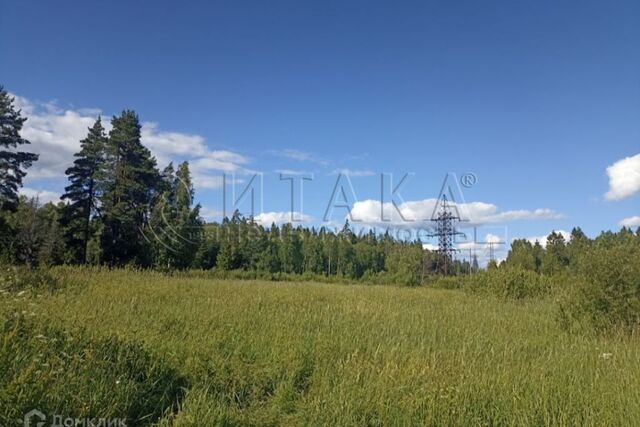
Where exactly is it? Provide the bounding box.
[2,267,640,426]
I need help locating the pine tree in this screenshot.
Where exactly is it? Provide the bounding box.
[302,229,324,274]
[193,225,219,269]
[11,196,40,265]
[0,86,38,210]
[37,202,66,265]
[257,223,282,273]
[149,161,202,270]
[567,227,589,271]
[531,241,544,272]
[149,163,176,268]
[100,111,160,265]
[216,212,243,270]
[542,231,569,274]
[324,232,339,275]
[279,223,303,273]
[60,118,107,263]
[337,236,356,277]
[172,161,202,268]
[506,239,537,271]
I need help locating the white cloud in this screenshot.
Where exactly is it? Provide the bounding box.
[254,211,313,227]
[485,233,503,243]
[189,151,251,189]
[620,216,640,228]
[11,93,250,191]
[190,151,249,173]
[520,230,571,248]
[192,175,225,190]
[199,206,222,221]
[605,153,640,200]
[19,187,61,205]
[423,232,508,268]
[331,168,375,177]
[457,233,504,251]
[347,198,562,227]
[140,122,207,162]
[13,95,97,178]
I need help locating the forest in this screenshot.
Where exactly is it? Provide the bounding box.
[2,84,640,335]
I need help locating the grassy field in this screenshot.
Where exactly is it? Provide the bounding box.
[2,268,640,426]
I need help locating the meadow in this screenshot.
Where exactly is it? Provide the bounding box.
[2,267,640,426]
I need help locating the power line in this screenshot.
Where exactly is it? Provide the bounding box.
[428,194,465,275]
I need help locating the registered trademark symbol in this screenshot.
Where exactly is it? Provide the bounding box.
[461,173,477,188]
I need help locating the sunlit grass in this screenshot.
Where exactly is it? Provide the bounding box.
[2,267,640,426]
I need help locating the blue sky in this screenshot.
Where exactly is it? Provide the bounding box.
[1,0,639,260]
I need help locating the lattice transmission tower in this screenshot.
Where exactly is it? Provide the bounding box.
[429,194,465,275]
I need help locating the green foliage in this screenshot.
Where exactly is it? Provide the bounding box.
[560,240,640,334]
[9,197,41,265]
[60,118,107,263]
[465,266,552,299]
[541,231,569,275]
[2,82,639,299]
[280,223,303,274]
[506,239,540,271]
[384,243,424,286]
[2,198,66,266]
[101,111,160,266]
[150,162,203,270]
[0,86,38,210]
[195,218,433,284]
[5,106,205,269]
[192,228,219,270]
[567,227,590,272]
[256,224,282,273]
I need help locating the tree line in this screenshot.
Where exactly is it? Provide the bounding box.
[0,86,200,268]
[501,227,640,275]
[1,85,639,287]
[0,85,448,282]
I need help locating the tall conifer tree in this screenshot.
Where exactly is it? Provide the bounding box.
[60,117,106,263]
[101,110,159,265]
[0,86,38,210]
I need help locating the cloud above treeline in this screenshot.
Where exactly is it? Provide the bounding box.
[18,187,61,205]
[620,216,640,228]
[254,211,314,227]
[521,230,572,248]
[346,199,563,227]
[12,93,250,190]
[605,153,640,201]
[10,93,567,232]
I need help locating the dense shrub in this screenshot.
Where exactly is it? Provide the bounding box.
[464,266,552,299]
[559,243,640,334]
[384,245,424,286]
